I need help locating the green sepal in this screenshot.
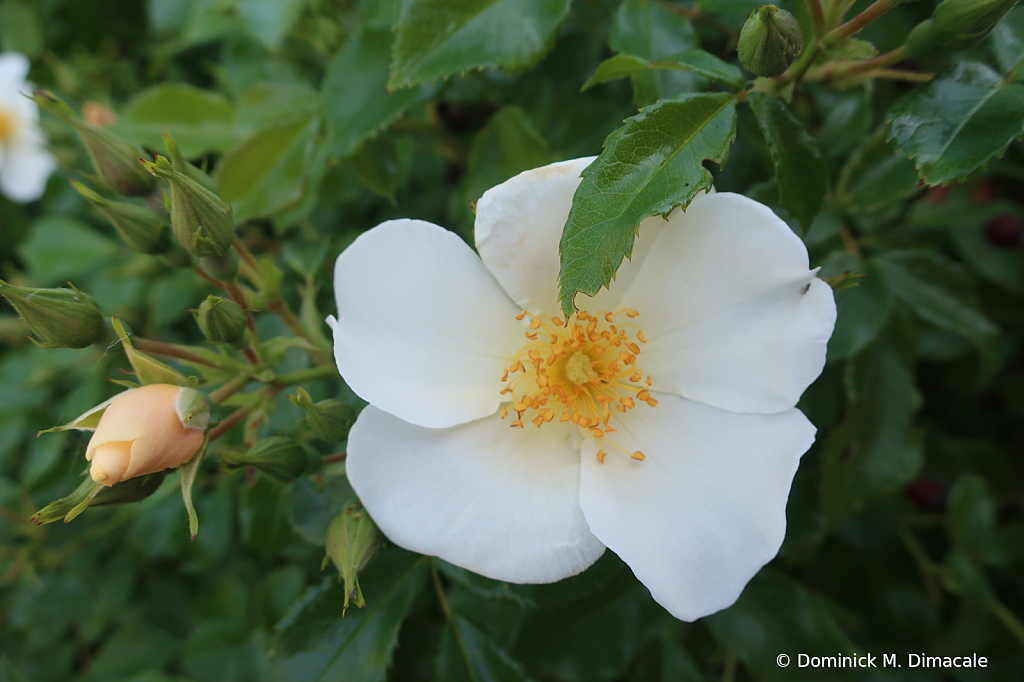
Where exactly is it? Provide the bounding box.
[180,433,209,539]
[323,505,383,614]
[0,280,104,349]
[31,470,169,525]
[70,179,171,254]
[289,387,356,442]
[111,316,191,386]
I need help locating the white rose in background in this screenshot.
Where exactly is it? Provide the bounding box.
[328,157,837,621]
[0,52,56,202]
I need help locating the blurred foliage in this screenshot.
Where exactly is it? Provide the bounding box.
[1,0,1023,681]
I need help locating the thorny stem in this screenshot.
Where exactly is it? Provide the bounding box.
[209,372,251,406]
[274,365,338,387]
[209,403,255,441]
[807,0,827,39]
[134,338,221,368]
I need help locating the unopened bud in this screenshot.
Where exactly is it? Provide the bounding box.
[194,295,248,347]
[32,89,155,197]
[0,280,103,348]
[163,133,219,194]
[323,505,383,614]
[71,180,171,254]
[111,317,191,386]
[85,384,209,487]
[220,436,320,483]
[289,387,357,442]
[932,0,1017,50]
[141,155,235,258]
[738,5,803,77]
[31,470,169,525]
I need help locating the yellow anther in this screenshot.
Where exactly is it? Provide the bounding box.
[529,318,542,330]
[631,451,646,461]
[516,311,527,321]
[636,330,647,343]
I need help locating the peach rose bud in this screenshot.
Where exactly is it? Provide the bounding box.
[86,384,209,487]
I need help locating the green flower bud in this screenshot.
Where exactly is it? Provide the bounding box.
[32,89,155,197]
[930,0,1018,50]
[905,19,937,57]
[322,505,383,614]
[194,295,248,346]
[0,281,103,348]
[220,436,320,483]
[163,133,219,195]
[141,155,235,258]
[738,5,804,77]
[70,180,171,254]
[199,250,239,281]
[289,387,357,442]
[31,471,168,525]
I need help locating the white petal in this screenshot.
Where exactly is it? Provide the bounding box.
[617,192,836,414]
[475,157,594,317]
[347,406,605,583]
[578,393,814,621]
[0,138,55,203]
[0,53,29,94]
[331,219,524,429]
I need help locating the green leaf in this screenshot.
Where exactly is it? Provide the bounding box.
[820,332,922,525]
[272,551,429,682]
[238,0,306,51]
[215,116,321,222]
[887,62,1024,185]
[838,139,919,215]
[992,5,1024,80]
[113,84,238,157]
[822,257,891,362]
[235,82,322,135]
[387,0,572,89]
[0,1,43,58]
[951,219,1024,295]
[287,475,358,545]
[583,50,745,92]
[514,577,661,682]
[748,92,827,229]
[609,0,701,106]
[432,615,535,682]
[463,106,550,205]
[179,435,208,539]
[351,138,402,205]
[19,216,118,284]
[557,92,737,317]
[947,475,1006,566]
[706,571,855,682]
[874,249,1000,345]
[323,28,425,159]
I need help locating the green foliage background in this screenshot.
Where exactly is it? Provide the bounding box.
[1,0,1024,681]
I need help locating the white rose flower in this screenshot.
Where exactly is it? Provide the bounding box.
[328,157,836,621]
[0,52,56,203]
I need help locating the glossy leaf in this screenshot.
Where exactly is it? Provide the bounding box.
[874,249,1000,345]
[215,116,320,222]
[609,0,701,106]
[272,551,429,682]
[238,0,306,51]
[324,29,425,159]
[707,571,855,682]
[823,257,891,362]
[887,62,1024,185]
[583,50,745,92]
[388,0,572,89]
[113,84,238,156]
[432,615,535,682]
[820,331,922,525]
[557,92,737,316]
[992,5,1024,79]
[748,92,827,229]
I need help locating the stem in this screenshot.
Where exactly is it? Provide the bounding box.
[134,338,219,368]
[430,562,452,618]
[822,0,896,48]
[208,373,251,406]
[843,45,909,73]
[656,1,740,45]
[807,0,827,39]
[268,299,333,366]
[990,600,1024,648]
[322,452,347,464]
[854,68,932,83]
[209,403,256,441]
[233,240,260,272]
[274,365,338,387]
[224,279,262,365]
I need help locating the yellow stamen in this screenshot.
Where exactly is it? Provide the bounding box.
[500,309,656,464]
[0,110,12,144]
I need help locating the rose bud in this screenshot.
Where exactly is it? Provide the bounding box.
[86,384,210,486]
[32,89,155,197]
[738,5,803,77]
[0,280,103,348]
[70,179,171,254]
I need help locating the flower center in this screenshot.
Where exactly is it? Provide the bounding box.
[500,309,658,463]
[0,110,12,145]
